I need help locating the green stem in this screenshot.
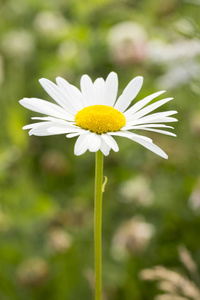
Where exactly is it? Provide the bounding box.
[94,150,104,300]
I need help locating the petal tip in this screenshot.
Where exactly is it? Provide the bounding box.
[55,76,65,84]
[19,98,29,105]
[38,78,45,83]
[137,76,143,83]
[81,74,91,81]
[109,71,118,77]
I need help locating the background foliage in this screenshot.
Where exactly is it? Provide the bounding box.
[0,0,200,299]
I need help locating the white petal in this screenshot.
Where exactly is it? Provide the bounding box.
[80,74,94,106]
[56,77,84,111]
[39,78,64,106]
[144,110,178,119]
[47,125,82,135]
[100,140,111,156]
[24,118,79,137]
[74,133,92,156]
[93,78,105,104]
[25,122,58,136]
[124,90,166,118]
[109,131,168,159]
[130,113,178,126]
[101,134,119,152]
[31,116,75,125]
[133,127,177,136]
[131,117,178,126]
[88,133,102,152]
[23,123,39,130]
[66,131,84,138]
[128,111,178,125]
[114,76,143,112]
[130,97,173,120]
[123,124,174,130]
[19,98,73,120]
[131,137,168,159]
[103,72,118,106]
[109,131,153,143]
[39,78,77,114]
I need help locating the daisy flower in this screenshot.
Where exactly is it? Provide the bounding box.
[19,72,178,300]
[19,72,177,158]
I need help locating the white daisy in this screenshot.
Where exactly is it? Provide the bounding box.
[19,72,177,158]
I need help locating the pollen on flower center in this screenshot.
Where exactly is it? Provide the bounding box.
[75,105,126,134]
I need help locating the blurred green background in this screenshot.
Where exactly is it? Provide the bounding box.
[1,0,200,299]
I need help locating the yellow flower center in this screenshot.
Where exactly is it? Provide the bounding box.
[75,105,126,134]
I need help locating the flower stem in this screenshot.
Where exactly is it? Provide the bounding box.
[94,150,104,300]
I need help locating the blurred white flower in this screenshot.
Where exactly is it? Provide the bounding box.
[148,37,200,90]
[119,175,154,206]
[107,21,148,65]
[16,257,49,288]
[33,11,69,36]
[111,216,155,260]
[155,60,200,90]
[47,228,73,254]
[1,29,35,60]
[148,39,200,63]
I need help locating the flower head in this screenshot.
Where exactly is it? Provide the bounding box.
[19,72,177,158]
